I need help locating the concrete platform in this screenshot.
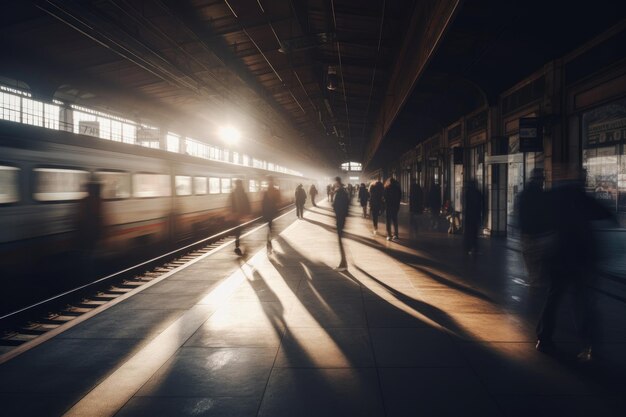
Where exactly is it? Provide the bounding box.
[1,200,625,417]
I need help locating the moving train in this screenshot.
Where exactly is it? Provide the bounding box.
[0,121,315,275]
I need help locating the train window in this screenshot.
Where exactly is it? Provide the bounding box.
[34,168,89,201]
[95,171,131,199]
[133,173,171,198]
[0,165,19,203]
[209,177,220,194]
[221,178,231,194]
[249,179,259,193]
[260,180,268,191]
[194,177,207,195]
[175,176,192,196]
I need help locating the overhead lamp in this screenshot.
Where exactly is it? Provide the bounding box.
[218,126,241,144]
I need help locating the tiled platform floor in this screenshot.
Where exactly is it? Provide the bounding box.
[0,200,625,417]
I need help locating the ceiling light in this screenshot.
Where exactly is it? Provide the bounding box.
[218,126,241,144]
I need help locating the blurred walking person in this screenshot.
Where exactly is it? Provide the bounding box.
[358,183,369,218]
[262,177,280,254]
[518,169,550,284]
[428,181,441,230]
[463,180,483,255]
[327,184,333,202]
[384,177,402,241]
[309,184,318,207]
[409,181,423,238]
[76,181,104,279]
[332,176,349,271]
[295,184,306,219]
[230,179,250,256]
[369,179,384,235]
[535,166,613,361]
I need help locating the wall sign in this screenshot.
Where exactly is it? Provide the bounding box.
[519,117,543,152]
[583,98,626,148]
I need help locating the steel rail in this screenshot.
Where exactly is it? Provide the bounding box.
[0,205,292,323]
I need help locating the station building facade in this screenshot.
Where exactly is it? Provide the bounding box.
[381,25,626,236]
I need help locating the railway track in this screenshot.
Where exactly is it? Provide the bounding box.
[0,207,293,356]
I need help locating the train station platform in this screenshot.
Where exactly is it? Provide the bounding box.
[1,200,625,417]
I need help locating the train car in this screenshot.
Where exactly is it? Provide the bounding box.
[0,120,312,278]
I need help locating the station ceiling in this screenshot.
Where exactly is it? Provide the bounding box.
[1,1,625,171]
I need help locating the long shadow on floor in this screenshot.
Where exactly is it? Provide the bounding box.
[303,216,496,304]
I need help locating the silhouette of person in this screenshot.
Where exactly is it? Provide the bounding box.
[358,183,369,218]
[295,184,306,219]
[230,179,250,256]
[384,177,402,241]
[409,181,423,237]
[428,181,442,230]
[332,176,349,271]
[518,168,549,284]
[463,180,483,255]
[76,181,104,278]
[309,184,318,207]
[369,180,384,235]
[535,166,614,361]
[262,177,280,254]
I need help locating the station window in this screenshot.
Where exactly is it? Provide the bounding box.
[0,91,20,122]
[95,171,131,199]
[43,103,60,130]
[249,179,259,193]
[209,177,220,194]
[0,165,20,203]
[221,178,231,194]
[34,168,89,201]
[232,152,240,165]
[175,176,192,196]
[111,120,123,142]
[22,98,43,127]
[166,133,180,153]
[194,177,208,195]
[243,154,250,166]
[133,173,171,198]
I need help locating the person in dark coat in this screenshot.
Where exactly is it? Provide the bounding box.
[368,180,384,235]
[295,184,306,219]
[428,182,442,230]
[535,167,614,361]
[358,183,369,218]
[76,181,104,278]
[309,184,318,207]
[384,177,402,241]
[463,180,483,255]
[332,177,349,271]
[230,179,251,256]
[327,184,333,202]
[409,181,423,237]
[518,168,550,284]
[262,177,280,254]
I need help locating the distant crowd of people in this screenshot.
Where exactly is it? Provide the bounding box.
[229,169,614,363]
